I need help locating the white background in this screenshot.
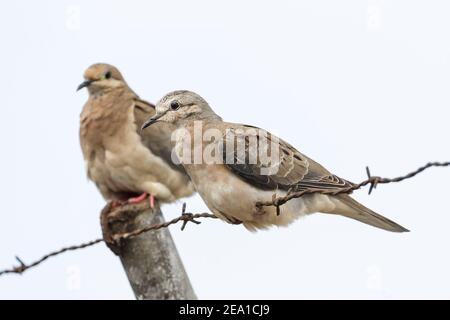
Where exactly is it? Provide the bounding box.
[0,0,449,299]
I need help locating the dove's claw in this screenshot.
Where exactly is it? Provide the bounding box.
[110,199,125,209]
[149,194,155,209]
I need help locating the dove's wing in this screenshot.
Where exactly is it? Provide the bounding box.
[296,156,353,191]
[222,124,353,191]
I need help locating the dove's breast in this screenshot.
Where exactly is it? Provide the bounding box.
[80,97,194,202]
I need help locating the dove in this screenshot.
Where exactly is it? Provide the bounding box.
[78,64,195,208]
[141,90,408,232]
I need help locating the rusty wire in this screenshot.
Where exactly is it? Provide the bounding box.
[0,205,216,277]
[0,161,448,277]
[256,161,450,215]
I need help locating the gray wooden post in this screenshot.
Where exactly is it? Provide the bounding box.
[103,202,197,300]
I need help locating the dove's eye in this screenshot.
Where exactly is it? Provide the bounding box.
[170,100,181,110]
[104,71,112,79]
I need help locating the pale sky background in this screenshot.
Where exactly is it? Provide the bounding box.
[0,0,449,299]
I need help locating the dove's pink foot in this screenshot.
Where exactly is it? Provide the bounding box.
[127,192,148,204]
[127,192,155,209]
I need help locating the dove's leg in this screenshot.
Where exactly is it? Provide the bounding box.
[127,192,155,209]
[127,192,148,204]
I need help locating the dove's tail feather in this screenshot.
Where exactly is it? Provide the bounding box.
[330,194,409,232]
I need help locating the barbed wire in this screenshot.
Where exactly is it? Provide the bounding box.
[256,161,450,215]
[0,161,448,277]
[0,205,217,277]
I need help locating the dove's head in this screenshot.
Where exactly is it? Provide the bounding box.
[142,90,220,130]
[77,63,127,94]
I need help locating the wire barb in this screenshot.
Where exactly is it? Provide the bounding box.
[256,161,450,210]
[365,166,380,195]
[0,204,217,277]
[14,256,26,274]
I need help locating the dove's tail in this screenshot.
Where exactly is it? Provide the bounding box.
[329,194,409,232]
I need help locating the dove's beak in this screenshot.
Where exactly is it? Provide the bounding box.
[141,112,165,131]
[77,80,93,91]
